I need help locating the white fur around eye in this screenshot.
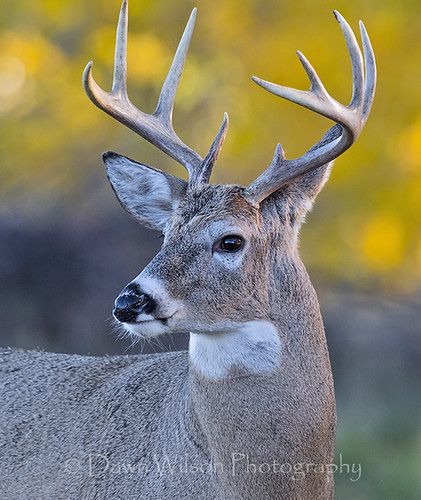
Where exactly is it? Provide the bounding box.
[213,250,245,270]
[207,222,249,270]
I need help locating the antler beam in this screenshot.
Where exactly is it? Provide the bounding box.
[83,0,227,185]
[245,11,376,205]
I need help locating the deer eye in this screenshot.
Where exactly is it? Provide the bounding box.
[215,235,244,253]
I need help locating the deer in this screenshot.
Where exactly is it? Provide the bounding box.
[0,1,376,498]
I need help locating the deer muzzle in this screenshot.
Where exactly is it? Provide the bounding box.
[113,283,156,323]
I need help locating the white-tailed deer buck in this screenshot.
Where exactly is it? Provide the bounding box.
[0,1,376,498]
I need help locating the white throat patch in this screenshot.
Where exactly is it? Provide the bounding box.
[189,320,281,379]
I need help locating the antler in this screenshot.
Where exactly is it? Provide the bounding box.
[244,11,376,204]
[83,0,227,187]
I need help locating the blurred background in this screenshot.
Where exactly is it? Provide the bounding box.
[0,0,420,497]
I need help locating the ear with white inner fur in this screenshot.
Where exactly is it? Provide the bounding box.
[103,152,187,231]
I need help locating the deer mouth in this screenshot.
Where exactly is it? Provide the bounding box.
[136,311,177,325]
[121,311,179,339]
[156,313,176,324]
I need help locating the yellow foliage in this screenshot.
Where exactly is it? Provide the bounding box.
[0,32,64,77]
[0,56,26,113]
[361,214,405,271]
[0,0,420,291]
[395,120,421,173]
[0,32,64,116]
[127,34,168,83]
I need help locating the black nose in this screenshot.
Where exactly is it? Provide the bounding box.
[113,283,156,323]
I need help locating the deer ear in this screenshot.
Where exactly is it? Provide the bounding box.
[102,152,187,231]
[284,161,333,223]
[267,125,340,224]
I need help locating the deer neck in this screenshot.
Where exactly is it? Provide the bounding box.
[188,252,326,380]
[185,250,331,423]
[184,255,334,496]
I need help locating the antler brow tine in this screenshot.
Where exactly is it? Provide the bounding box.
[83,0,228,185]
[245,11,376,205]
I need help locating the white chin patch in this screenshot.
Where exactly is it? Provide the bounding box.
[123,318,170,338]
[189,320,281,379]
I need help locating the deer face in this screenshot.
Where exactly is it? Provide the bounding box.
[106,154,291,338]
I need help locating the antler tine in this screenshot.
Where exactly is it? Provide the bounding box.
[154,8,196,126]
[295,51,328,97]
[333,11,364,110]
[112,0,128,97]
[190,112,229,188]
[83,1,228,183]
[359,20,377,119]
[245,11,376,205]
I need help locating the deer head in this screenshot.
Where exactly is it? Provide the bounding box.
[83,0,376,340]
